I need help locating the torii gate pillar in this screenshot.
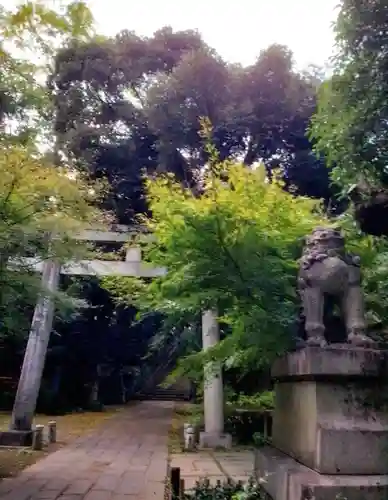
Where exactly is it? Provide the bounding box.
[199,309,232,449]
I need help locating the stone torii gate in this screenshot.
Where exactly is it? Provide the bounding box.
[7,226,230,449]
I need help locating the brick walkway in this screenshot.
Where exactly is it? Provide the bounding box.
[0,401,174,500]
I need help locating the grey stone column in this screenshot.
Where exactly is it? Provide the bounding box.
[199,309,232,449]
[10,259,61,431]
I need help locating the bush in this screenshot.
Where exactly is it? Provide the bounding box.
[223,391,274,445]
[175,477,269,500]
[226,392,274,412]
[225,410,271,445]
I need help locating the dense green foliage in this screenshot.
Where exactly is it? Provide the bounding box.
[50,31,337,223]
[341,216,388,333]
[102,133,327,373]
[0,145,102,338]
[103,141,388,379]
[2,0,388,414]
[0,1,103,339]
[174,477,268,500]
[311,0,388,190]
[0,1,94,147]
[309,0,388,329]
[225,391,274,412]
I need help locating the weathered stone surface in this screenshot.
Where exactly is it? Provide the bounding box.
[272,378,388,474]
[297,227,375,347]
[0,430,32,447]
[272,346,387,380]
[201,310,231,449]
[21,257,166,278]
[255,446,388,500]
[116,472,145,495]
[198,432,232,450]
[32,491,63,499]
[54,496,83,500]
[214,451,255,477]
[0,479,47,500]
[271,347,388,475]
[64,480,93,496]
[83,491,111,500]
[92,474,119,492]
[40,479,68,494]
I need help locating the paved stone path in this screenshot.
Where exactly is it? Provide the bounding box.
[170,449,255,490]
[0,401,174,500]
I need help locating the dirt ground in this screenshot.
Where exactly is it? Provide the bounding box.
[0,407,124,479]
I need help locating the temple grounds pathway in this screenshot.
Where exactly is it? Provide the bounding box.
[0,401,174,500]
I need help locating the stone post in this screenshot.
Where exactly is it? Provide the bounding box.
[199,309,231,449]
[48,421,57,443]
[125,246,141,263]
[32,424,44,451]
[10,260,61,431]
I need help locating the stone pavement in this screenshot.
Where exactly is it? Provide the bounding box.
[170,449,255,490]
[0,401,174,500]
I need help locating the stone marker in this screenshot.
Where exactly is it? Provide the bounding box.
[32,424,44,451]
[183,423,196,451]
[48,421,57,443]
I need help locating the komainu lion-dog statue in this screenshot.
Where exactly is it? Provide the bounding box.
[298,227,375,347]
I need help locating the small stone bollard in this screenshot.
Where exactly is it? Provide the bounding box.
[183,423,196,451]
[32,425,44,451]
[48,421,57,443]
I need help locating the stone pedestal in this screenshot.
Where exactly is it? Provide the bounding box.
[256,347,388,500]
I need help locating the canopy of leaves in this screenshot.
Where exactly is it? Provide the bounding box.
[102,142,327,373]
[0,0,94,147]
[0,145,103,337]
[310,0,388,190]
[339,214,388,335]
[49,34,336,224]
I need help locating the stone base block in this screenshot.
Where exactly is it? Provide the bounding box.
[272,346,387,380]
[271,347,388,475]
[199,432,232,449]
[255,445,388,500]
[0,430,33,447]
